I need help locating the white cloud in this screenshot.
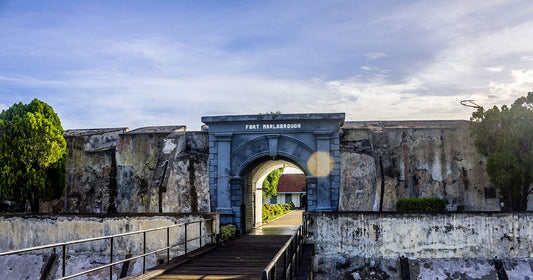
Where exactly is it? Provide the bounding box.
[316,77,469,121]
[486,67,503,72]
[485,70,533,104]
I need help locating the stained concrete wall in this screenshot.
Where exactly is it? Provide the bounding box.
[339,121,499,211]
[42,127,127,213]
[116,128,210,213]
[306,212,533,279]
[42,126,210,214]
[0,213,218,279]
[38,120,501,214]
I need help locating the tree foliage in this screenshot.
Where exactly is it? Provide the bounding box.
[470,92,533,211]
[0,99,66,212]
[259,111,282,115]
[262,168,284,199]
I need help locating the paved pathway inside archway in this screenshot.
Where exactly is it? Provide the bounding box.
[250,210,304,235]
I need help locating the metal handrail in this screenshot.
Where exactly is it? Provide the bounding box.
[0,218,216,280]
[262,219,308,280]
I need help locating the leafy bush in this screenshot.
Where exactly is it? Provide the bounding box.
[218,224,237,241]
[287,201,295,209]
[273,204,284,215]
[396,197,446,212]
[263,203,274,214]
[262,202,293,222]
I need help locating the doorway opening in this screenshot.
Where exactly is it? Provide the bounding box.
[242,158,306,233]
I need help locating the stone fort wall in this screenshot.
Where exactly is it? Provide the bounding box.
[42,126,211,214]
[306,211,533,279]
[340,120,499,212]
[40,120,500,214]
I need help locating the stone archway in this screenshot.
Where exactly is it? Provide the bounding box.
[202,113,344,232]
[242,158,303,233]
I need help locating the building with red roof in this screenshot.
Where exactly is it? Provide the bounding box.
[264,173,306,208]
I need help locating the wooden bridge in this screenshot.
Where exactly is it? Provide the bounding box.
[133,210,312,280]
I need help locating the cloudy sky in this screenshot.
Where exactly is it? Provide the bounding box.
[1,0,533,130]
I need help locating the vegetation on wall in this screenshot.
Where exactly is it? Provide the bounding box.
[259,111,282,115]
[470,92,533,211]
[262,167,284,199]
[0,99,66,212]
[396,197,446,212]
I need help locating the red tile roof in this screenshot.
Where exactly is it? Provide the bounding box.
[277,174,306,193]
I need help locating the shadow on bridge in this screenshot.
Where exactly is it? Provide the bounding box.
[130,210,312,280]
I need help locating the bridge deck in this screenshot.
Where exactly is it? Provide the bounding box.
[149,235,290,280]
[135,211,305,280]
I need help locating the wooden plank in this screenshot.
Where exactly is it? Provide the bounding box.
[151,274,261,280]
[167,268,264,274]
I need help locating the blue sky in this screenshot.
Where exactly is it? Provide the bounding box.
[1,0,533,130]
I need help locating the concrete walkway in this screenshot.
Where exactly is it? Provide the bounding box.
[250,210,304,235]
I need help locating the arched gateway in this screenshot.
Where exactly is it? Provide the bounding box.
[202,113,345,232]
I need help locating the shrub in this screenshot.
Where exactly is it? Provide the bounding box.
[218,224,237,241]
[263,203,274,214]
[287,201,295,209]
[396,197,446,212]
[262,202,294,222]
[273,204,284,215]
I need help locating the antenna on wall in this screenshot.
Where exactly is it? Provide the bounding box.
[460,100,482,109]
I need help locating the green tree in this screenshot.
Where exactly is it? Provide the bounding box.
[262,168,284,199]
[0,99,66,212]
[470,92,533,211]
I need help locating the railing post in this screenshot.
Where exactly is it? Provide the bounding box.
[62,244,66,277]
[143,231,146,274]
[167,227,170,264]
[212,218,215,244]
[110,237,114,280]
[299,226,304,261]
[292,236,297,277]
[297,226,301,266]
[198,220,202,248]
[184,223,188,254]
[283,249,288,280]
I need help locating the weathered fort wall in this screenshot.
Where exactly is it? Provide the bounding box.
[0,213,218,279]
[339,121,499,212]
[42,126,210,214]
[115,127,210,213]
[53,127,127,213]
[42,120,499,214]
[306,212,533,279]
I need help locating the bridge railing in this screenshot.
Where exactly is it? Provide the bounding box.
[262,217,309,280]
[0,218,217,280]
